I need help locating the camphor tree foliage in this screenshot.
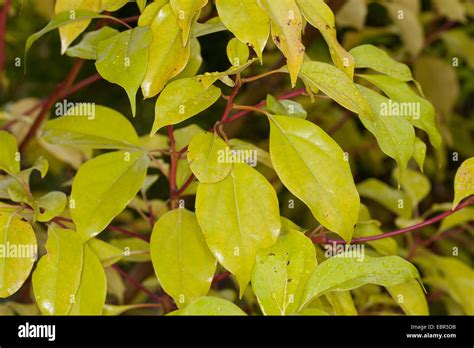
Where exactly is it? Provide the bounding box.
[0,0,473,316]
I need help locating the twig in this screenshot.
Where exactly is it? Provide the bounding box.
[112,265,163,304]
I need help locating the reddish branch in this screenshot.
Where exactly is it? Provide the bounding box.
[313,196,474,245]
[167,125,179,209]
[112,265,163,304]
[0,0,10,86]
[19,59,85,152]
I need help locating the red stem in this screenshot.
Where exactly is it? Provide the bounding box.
[315,196,474,245]
[112,265,163,304]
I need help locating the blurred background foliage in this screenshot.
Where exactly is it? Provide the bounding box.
[0,0,473,315]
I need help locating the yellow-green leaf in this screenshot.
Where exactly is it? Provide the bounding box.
[350,44,412,81]
[138,1,168,27]
[55,0,102,54]
[43,105,141,150]
[226,38,250,67]
[87,238,124,267]
[432,0,466,22]
[296,0,355,78]
[196,163,281,296]
[96,27,152,116]
[0,131,20,175]
[251,229,316,315]
[413,137,426,172]
[216,0,270,60]
[353,222,398,256]
[179,296,246,315]
[258,0,304,87]
[141,4,191,98]
[101,0,129,12]
[71,151,149,240]
[69,245,107,315]
[66,26,119,60]
[151,78,220,134]
[301,254,421,308]
[170,0,208,45]
[32,228,83,315]
[358,74,441,151]
[187,132,232,183]
[387,279,428,315]
[300,61,373,120]
[398,168,431,207]
[269,115,359,242]
[150,209,216,308]
[0,213,37,298]
[35,191,67,222]
[453,158,474,207]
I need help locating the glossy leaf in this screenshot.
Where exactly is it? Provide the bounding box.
[387,279,428,315]
[170,0,208,44]
[187,132,232,183]
[269,115,359,242]
[150,209,216,308]
[251,229,316,315]
[296,0,355,78]
[258,0,304,87]
[453,158,474,207]
[69,245,107,315]
[216,0,270,60]
[350,44,412,81]
[151,78,221,134]
[96,27,152,116]
[301,254,421,308]
[35,191,67,222]
[226,38,250,67]
[141,4,191,98]
[358,74,441,151]
[87,238,124,267]
[266,95,307,119]
[32,228,83,315]
[196,163,281,295]
[66,26,119,60]
[0,131,20,175]
[179,296,246,315]
[0,213,37,298]
[43,105,141,150]
[71,151,149,240]
[55,0,101,54]
[357,85,415,181]
[300,61,373,120]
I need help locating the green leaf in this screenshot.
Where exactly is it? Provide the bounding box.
[32,228,83,315]
[413,137,426,172]
[179,296,246,315]
[187,132,232,183]
[325,291,357,315]
[453,158,474,207]
[258,0,304,87]
[25,10,110,61]
[350,44,412,81]
[195,58,258,88]
[432,0,466,22]
[173,38,203,80]
[142,4,191,98]
[269,115,359,242]
[110,237,151,263]
[251,229,316,315]
[150,209,216,308]
[227,139,273,168]
[439,206,474,232]
[0,131,20,175]
[138,1,168,27]
[43,105,141,150]
[87,238,124,267]
[35,191,67,222]
[170,0,208,45]
[357,85,415,181]
[71,151,149,240]
[136,0,147,12]
[216,0,270,60]
[300,61,373,120]
[96,27,152,116]
[69,245,107,315]
[54,0,102,53]
[358,74,441,151]
[101,0,129,12]
[357,178,412,218]
[66,26,119,60]
[196,163,281,296]
[226,38,250,67]
[386,279,428,315]
[266,95,307,119]
[398,168,431,207]
[301,254,421,308]
[296,0,355,78]
[296,308,329,316]
[0,213,37,298]
[192,17,228,38]
[441,29,474,69]
[151,78,221,134]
